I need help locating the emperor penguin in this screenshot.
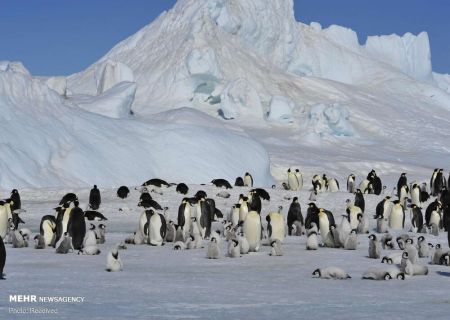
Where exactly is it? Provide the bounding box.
[326,177,339,193]
[375,196,392,221]
[177,198,192,237]
[39,215,57,246]
[287,168,299,191]
[389,200,405,230]
[269,240,283,256]
[430,169,438,195]
[89,185,101,210]
[347,174,356,193]
[294,169,303,190]
[312,174,324,193]
[106,248,123,272]
[368,234,381,259]
[243,210,262,252]
[176,183,189,195]
[33,234,46,249]
[306,224,319,250]
[425,200,442,228]
[266,206,285,243]
[358,179,371,194]
[243,172,253,187]
[206,237,220,259]
[354,189,365,213]
[235,177,244,187]
[318,208,335,245]
[59,193,78,206]
[227,239,241,258]
[312,267,351,280]
[397,173,408,198]
[381,252,402,265]
[55,203,72,244]
[410,204,424,233]
[309,191,317,202]
[247,190,262,214]
[287,197,303,236]
[0,235,5,279]
[398,185,409,207]
[410,183,421,206]
[344,229,358,250]
[238,197,249,224]
[305,202,320,229]
[346,199,362,230]
[0,201,11,239]
[433,169,446,196]
[56,232,74,254]
[148,210,166,246]
[67,201,86,250]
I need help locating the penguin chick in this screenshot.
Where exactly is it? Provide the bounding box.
[56,233,74,254]
[33,234,46,249]
[431,244,444,265]
[362,268,393,280]
[12,230,27,248]
[79,245,101,255]
[96,224,106,244]
[306,231,318,250]
[269,240,283,256]
[344,229,358,250]
[368,234,381,259]
[381,252,402,265]
[417,236,430,258]
[206,237,220,259]
[173,241,186,251]
[106,248,123,272]
[227,239,241,258]
[312,267,351,279]
[165,221,176,243]
[404,238,419,264]
[238,232,249,254]
[381,234,395,250]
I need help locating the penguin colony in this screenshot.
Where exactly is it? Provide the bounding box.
[1,168,450,282]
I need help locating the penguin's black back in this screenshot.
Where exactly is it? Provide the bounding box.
[0,235,5,279]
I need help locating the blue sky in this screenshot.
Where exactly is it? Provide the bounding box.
[0,0,448,76]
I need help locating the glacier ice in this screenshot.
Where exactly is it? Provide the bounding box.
[308,103,354,137]
[267,96,294,123]
[95,60,134,94]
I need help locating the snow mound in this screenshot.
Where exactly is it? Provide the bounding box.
[0,68,273,188]
[72,82,137,119]
[46,76,67,96]
[95,60,134,95]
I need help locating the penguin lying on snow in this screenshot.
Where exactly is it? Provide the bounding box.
[84,211,108,221]
[312,267,351,280]
[362,268,405,280]
[211,179,232,189]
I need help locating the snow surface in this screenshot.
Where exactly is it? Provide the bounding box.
[1,182,450,319]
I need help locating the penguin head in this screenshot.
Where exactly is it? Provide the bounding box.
[34,235,40,241]
[89,224,96,230]
[278,205,283,212]
[99,224,106,230]
[376,214,383,220]
[428,243,434,249]
[383,273,392,280]
[270,240,277,247]
[357,213,363,221]
[191,217,197,222]
[94,185,97,189]
[189,235,195,241]
[405,238,413,245]
[295,169,300,173]
[381,256,389,264]
[63,202,70,209]
[350,229,356,235]
[287,168,291,173]
[368,234,376,241]
[211,237,217,243]
[402,251,409,259]
[436,244,441,249]
[271,185,276,189]
[417,236,425,243]
[63,232,68,237]
[312,269,321,277]
[74,200,79,207]
[11,189,18,194]
[111,248,119,259]
[232,239,239,247]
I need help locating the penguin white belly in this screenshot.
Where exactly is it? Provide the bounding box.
[288,174,299,191]
[0,207,8,239]
[42,220,56,245]
[429,211,441,227]
[243,176,252,187]
[269,215,285,243]
[411,189,420,206]
[295,173,303,189]
[383,202,392,220]
[328,180,339,192]
[183,207,192,233]
[389,208,403,230]
[139,211,147,236]
[239,204,248,222]
[359,180,370,193]
[243,212,261,252]
[62,209,71,234]
[319,217,330,242]
[149,215,163,246]
[231,208,239,227]
[349,207,360,229]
